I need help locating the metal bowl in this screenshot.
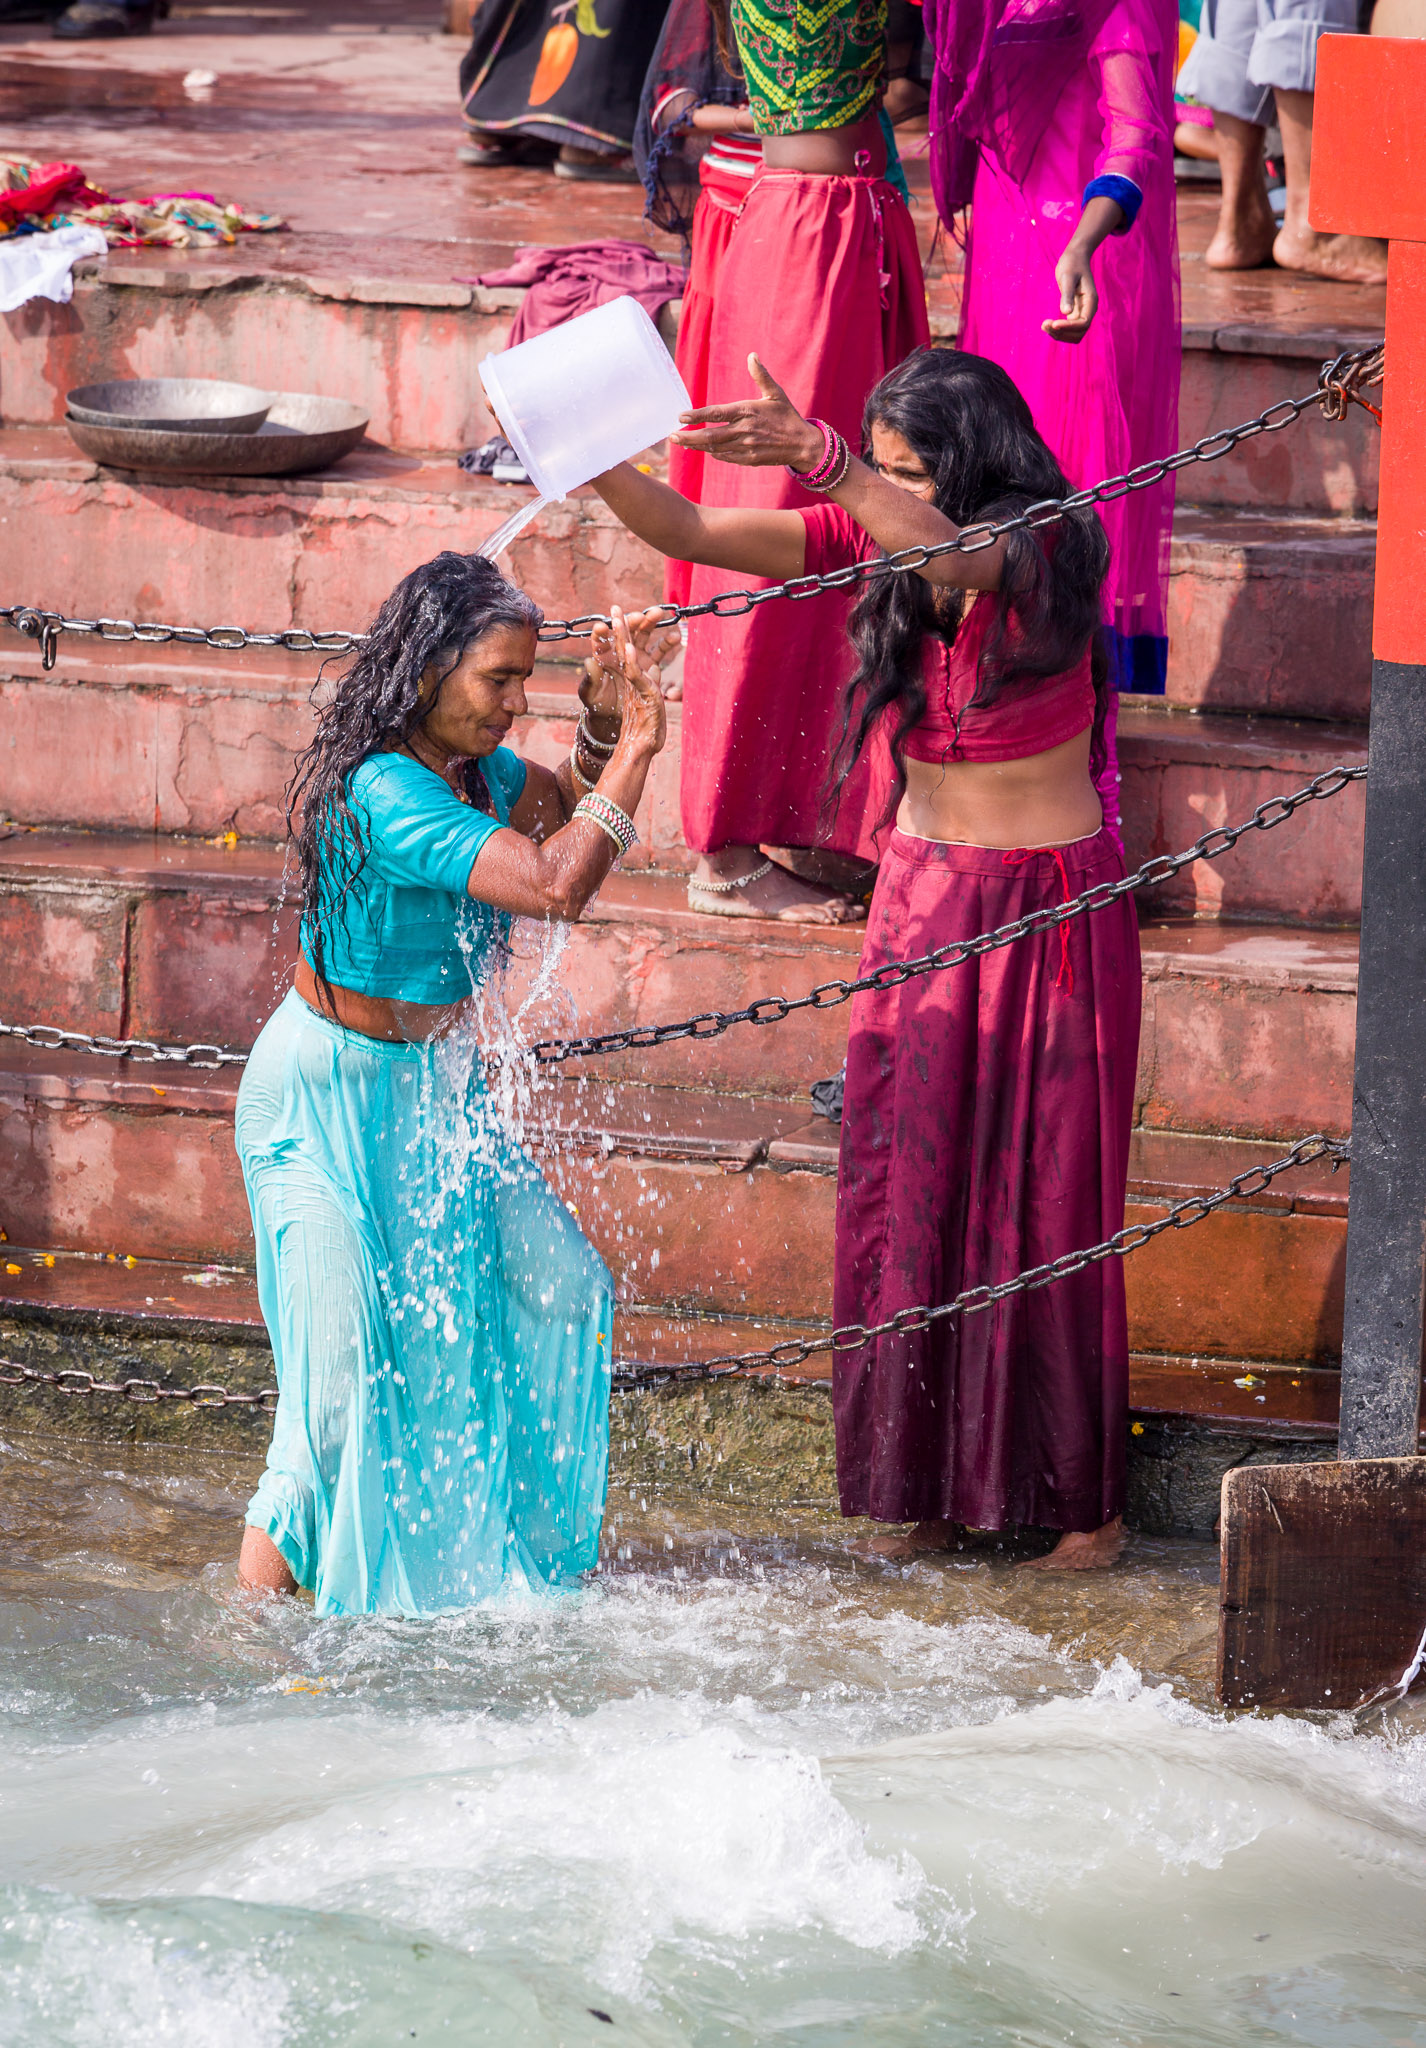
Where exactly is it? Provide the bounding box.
[64,394,371,477]
[66,378,275,434]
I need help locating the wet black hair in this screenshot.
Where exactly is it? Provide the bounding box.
[830,347,1111,821]
[288,550,541,997]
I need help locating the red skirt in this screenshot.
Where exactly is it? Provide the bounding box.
[833,826,1142,1532]
[679,168,930,859]
[666,157,750,611]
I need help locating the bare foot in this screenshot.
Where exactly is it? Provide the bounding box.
[859,1518,958,1560]
[238,1524,298,1596]
[687,849,866,925]
[1271,224,1388,285]
[1017,1516,1125,1572]
[1205,192,1277,270]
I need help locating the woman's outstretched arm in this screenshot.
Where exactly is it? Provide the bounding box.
[588,461,808,581]
[674,355,1007,592]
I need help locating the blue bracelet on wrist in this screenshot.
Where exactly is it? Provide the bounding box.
[1082,173,1143,231]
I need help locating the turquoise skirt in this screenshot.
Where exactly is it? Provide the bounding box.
[236,989,613,1618]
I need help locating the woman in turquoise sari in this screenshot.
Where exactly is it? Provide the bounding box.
[236,552,672,1617]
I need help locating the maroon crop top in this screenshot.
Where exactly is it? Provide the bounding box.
[800,504,1096,764]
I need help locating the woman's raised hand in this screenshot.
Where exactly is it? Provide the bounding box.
[594,605,670,756]
[672,354,825,470]
[584,608,682,717]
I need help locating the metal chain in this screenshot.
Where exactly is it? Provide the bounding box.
[0,1133,1348,1407]
[611,1132,1351,1385]
[528,764,1364,1065]
[0,1356,276,1409]
[0,761,1365,1072]
[1,345,1384,671]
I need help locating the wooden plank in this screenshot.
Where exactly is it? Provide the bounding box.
[1218,1457,1426,1709]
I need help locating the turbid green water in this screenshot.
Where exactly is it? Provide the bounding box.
[1,1433,1423,2047]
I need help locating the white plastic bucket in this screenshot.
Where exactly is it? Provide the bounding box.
[478,295,691,503]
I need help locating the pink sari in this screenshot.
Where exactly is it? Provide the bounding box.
[926,0,1181,825]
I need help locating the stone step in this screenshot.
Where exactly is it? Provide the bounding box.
[2,638,1369,916]
[1119,704,1366,923]
[4,255,1380,514]
[0,1054,1349,1365]
[0,1246,1355,1446]
[0,435,1377,708]
[1162,507,1374,720]
[0,831,1357,1132]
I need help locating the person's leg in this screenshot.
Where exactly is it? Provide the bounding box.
[1175,0,1277,267]
[1270,86,1388,282]
[1204,110,1276,268]
[238,1526,298,1595]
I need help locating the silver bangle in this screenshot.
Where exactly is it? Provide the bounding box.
[577,713,619,757]
[569,743,598,794]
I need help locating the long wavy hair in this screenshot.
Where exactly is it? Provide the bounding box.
[830,347,1111,821]
[288,550,541,996]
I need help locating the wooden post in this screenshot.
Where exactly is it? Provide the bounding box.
[1218,36,1426,1710]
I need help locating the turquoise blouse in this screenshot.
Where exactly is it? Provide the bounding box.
[301,747,528,1003]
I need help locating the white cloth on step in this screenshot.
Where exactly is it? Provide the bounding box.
[0,225,108,315]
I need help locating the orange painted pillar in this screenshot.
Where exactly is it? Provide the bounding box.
[1313,35,1426,1457]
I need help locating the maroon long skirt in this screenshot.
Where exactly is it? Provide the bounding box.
[833,826,1142,1533]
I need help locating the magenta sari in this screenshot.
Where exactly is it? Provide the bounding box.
[925,0,1181,824]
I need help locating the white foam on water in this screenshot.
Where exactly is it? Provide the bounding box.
[3,1487,1426,2044]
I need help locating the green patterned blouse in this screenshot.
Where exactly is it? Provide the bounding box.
[729,0,887,135]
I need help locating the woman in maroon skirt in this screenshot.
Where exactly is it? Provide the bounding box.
[593,345,1139,1568]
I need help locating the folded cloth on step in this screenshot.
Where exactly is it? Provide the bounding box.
[464,238,685,346]
[0,223,108,314]
[458,434,531,483]
[1,156,285,248]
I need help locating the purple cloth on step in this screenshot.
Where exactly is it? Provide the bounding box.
[467,239,686,345]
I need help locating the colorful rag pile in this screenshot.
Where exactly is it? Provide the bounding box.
[465,239,686,347]
[0,155,286,247]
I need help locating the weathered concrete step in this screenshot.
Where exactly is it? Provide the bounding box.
[0,641,687,862]
[0,1247,826,1380]
[0,832,1357,1131]
[5,265,519,458]
[1176,323,1381,516]
[0,434,1375,709]
[0,1247,1358,1443]
[1119,704,1366,923]
[2,636,1369,914]
[0,1056,1349,1364]
[7,257,1382,510]
[0,433,665,651]
[1162,507,1374,719]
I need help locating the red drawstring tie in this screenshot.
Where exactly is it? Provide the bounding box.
[1002,846,1075,995]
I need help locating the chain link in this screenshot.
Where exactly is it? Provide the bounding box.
[611,1132,1351,1385]
[1,346,1384,670]
[0,1356,276,1408]
[531,763,1365,1063]
[0,1133,1347,1405]
[0,762,1365,1072]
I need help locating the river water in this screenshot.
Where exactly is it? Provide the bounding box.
[1,1433,1424,2047]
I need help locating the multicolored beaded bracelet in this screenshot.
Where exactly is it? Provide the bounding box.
[574,790,638,858]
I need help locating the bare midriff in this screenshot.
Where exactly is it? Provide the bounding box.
[898,730,1104,849]
[294,952,467,1045]
[761,113,886,176]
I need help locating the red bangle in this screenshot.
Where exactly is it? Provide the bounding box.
[788,419,851,492]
